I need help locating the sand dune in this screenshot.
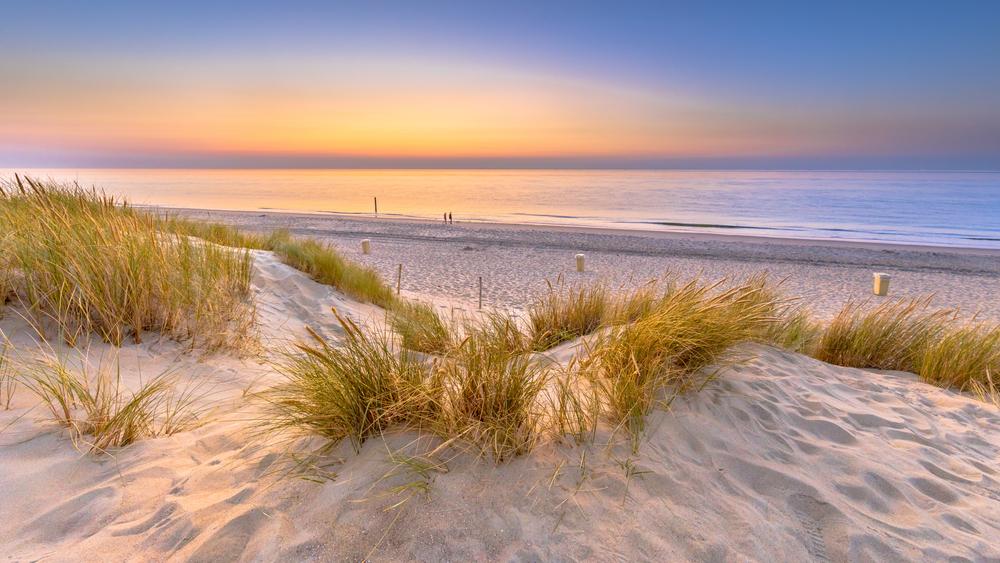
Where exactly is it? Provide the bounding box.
[1,252,999,561]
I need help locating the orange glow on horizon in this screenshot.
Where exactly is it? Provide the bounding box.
[1,52,955,163]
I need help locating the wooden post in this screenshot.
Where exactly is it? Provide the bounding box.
[576,253,585,272]
[396,263,402,295]
[374,197,378,216]
[478,276,483,309]
[361,239,371,254]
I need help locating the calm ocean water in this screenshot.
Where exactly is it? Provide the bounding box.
[5,169,1000,249]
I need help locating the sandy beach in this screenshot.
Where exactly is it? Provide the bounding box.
[7,1,1000,559]
[2,246,999,561]
[173,208,1000,320]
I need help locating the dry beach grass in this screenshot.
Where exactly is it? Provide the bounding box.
[1,177,1000,559]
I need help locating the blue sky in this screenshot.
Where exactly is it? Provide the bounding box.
[2,0,999,169]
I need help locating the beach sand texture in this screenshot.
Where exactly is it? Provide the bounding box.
[173,209,1000,320]
[1,248,999,561]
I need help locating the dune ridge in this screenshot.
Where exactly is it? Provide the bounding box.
[1,251,998,561]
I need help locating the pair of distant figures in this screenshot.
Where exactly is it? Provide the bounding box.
[443,212,453,224]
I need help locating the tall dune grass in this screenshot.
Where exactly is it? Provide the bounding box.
[581,278,781,439]
[813,298,953,371]
[264,309,549,462]
[262,311,440,452]
[0,237,12,316]
[439,312,548,460]
[813,298,999,397]
[0,177,254,348]
[21,353,204,452]
[388,301,453,355]
[528,282,610,351]
[920,324,1000,390]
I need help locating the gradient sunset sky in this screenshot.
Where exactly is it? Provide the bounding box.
[2,1,999,169]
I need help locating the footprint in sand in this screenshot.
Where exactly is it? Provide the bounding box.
[787,493,848,563]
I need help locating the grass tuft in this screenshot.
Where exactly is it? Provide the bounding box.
[919,324,1000,390]
[528,282,610,351]
[439,313,549,460]
[262,310,440,452]
[580,277,781,441]
[812,297,1000,399]
[388,301,453,355]
[21,353,204,452]
[0,176,255,349]
[813,297,954,371]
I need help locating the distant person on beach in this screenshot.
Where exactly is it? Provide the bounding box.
[443,212,447,223]
[448,212,453,224]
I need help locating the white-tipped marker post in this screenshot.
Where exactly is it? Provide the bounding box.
[361,239,371,255]
[576,253,585,272]
[873,272,891,296]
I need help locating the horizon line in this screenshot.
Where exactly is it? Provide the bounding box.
[4,166,1000,174]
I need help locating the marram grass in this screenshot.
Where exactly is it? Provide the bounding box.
[813,297,1000,397]
[438,311,549,460]
[0,177,254,349]
[388,301,453,355]
[21,352,205,452]
[580,277,781,440]
[1,176,407,349]
[813,297,953,372]
[261,310,441,453]
[528,282,610,351]
[920,324,1000,390]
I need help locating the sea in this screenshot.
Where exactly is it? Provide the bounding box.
[3,169,999,249]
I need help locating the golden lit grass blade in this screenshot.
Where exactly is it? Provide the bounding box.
[814,297,954,371]
[261,310,439,453]
[0,341,16,410]
[20,353,203,452]
[528,282,610,351]
[0,177,255,350]
[969,370,1000,408]
[388,301,453,355]
[440,317,550,461]
[919,324,1000,391]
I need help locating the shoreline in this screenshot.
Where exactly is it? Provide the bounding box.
[150,204,1000,257]
[170,205,1000,320]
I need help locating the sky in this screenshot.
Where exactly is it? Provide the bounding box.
[1,0,999,169]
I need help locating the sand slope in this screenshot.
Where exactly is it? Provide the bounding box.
[1,253,999,562]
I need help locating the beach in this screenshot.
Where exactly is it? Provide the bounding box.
[2,246,999,561]
[7,1,1000,559]
[2,187,1000,561]
[175,208,1000,320]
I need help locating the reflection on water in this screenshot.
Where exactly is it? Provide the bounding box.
[4,168,999,248]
